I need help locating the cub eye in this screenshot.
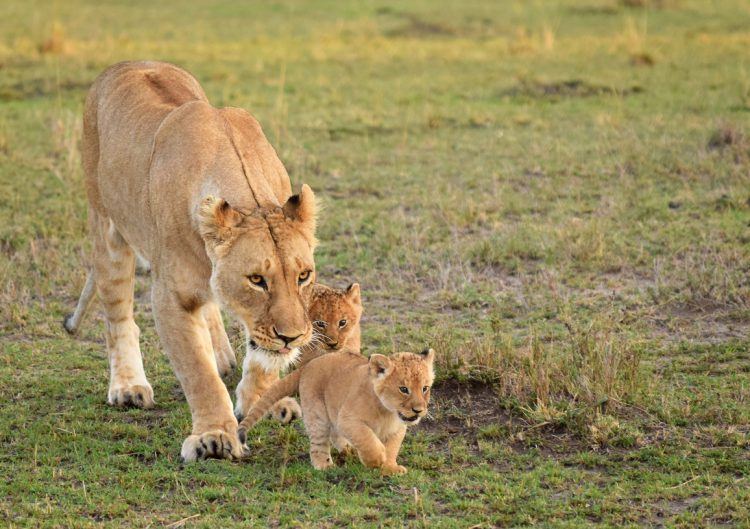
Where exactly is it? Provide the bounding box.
[422,386,430,394]
[248,274,267,290]
[399,386,409,395]
[298,270,312,285]
[313,320,327,329]
[338,319,347,328]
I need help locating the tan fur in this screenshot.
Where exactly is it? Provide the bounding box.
[308,283,362,354]
[234,281,363,423]
[238,349,435,475]
[68,61,318,461]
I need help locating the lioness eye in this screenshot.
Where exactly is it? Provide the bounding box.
[248,275,267,290]
[422,386,429,393]
[338,319,347,328]
[313,320,327,329]
[399,386,409,395]
[298,270,311,284]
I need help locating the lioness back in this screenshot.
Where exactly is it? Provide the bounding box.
[83,61,208,223]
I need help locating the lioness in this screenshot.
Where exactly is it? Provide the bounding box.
[238,349,435,475]
[65,61,317,461]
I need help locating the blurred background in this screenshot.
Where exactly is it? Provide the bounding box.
[1,1,749,526]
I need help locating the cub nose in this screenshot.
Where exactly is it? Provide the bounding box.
[273,326,303,345]
[412,407,424,414]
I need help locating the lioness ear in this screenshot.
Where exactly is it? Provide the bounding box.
[282,184,317,242]
[419,348,435,365]
[198,196,244,244]
[369,354,391,378]
[346,283,361,305]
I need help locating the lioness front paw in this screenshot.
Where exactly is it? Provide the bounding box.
[180,429,248,462]
[270,397,302,424]
[381,464,407,476]
[108,383,155,409]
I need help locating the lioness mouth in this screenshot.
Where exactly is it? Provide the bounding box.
[246,341,301,373]
[250,340,292,356]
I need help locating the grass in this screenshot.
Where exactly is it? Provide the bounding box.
[1,0,749,527]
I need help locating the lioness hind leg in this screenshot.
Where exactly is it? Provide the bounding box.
[91,213,153,409]
[202,303,236,378]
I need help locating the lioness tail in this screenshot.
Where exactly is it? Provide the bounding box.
[63,271,96,335]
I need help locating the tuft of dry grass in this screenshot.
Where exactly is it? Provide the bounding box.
[434,308,643,435]
[708,123,746,151]
[38,21,70,55]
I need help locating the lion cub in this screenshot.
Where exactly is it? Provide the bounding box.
[238,349,435,475]
[234,282,363,423]
[307,282,363,356]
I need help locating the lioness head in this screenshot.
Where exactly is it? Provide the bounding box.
[369,348,435,425]
[310,283,362,352]
[198,185,317,368]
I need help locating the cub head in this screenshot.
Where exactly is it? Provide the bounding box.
[369,348,435,425]
[198,185,317,370]
[309,283,362,353]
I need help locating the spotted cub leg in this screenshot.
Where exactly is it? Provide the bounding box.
[302,401,334,470]
[269,397,302,424]
[235,355,300,423]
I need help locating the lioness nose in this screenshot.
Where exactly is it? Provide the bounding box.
[273,326,303,345]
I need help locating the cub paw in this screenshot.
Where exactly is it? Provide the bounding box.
[311,453,334,470]
[180,429,248,462]
[270,397,302,424]
[108,383,155,409]
[381,464,408,476]
[331,434,353,455]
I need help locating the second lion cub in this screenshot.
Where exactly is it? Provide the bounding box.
[239,349,435,475]
[234,282,363,423]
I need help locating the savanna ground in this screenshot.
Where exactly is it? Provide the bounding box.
[1,0,749,527]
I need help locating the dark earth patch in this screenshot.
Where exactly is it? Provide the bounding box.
[500,79,645,100]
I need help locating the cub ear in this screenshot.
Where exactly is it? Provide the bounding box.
[346,283,361,306]
[418,347,435,364]
[369,354,392,378]
[282,184,317,242]
[198,196,244,244]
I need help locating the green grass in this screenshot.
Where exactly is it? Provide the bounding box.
[1,0,750,527]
